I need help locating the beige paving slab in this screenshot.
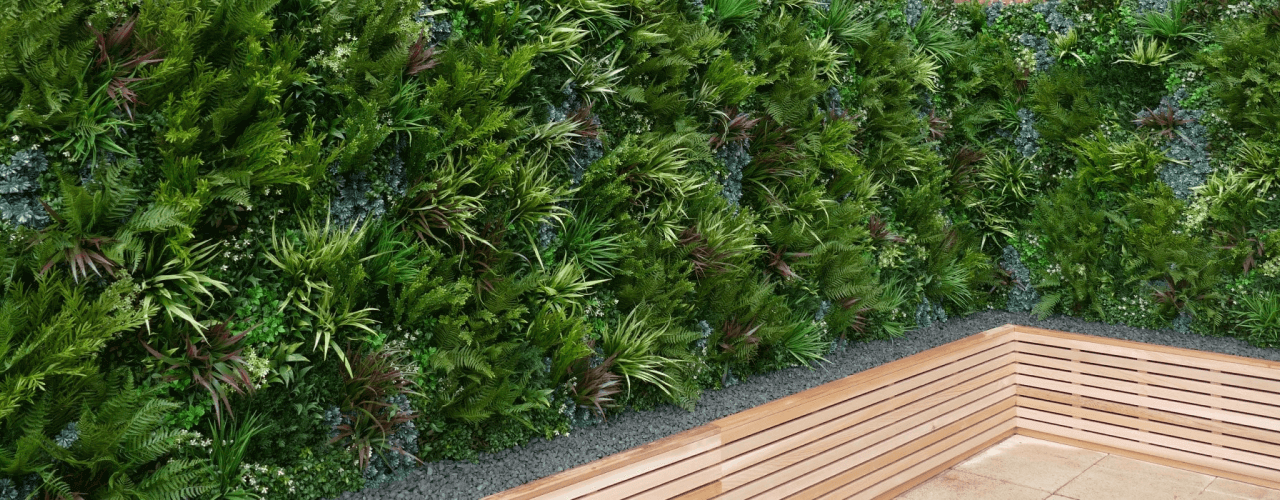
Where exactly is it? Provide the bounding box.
[1054,455,1215,500]
[1196,477,1280,500]
[953,435,1106,493]
[897,470,1051,500]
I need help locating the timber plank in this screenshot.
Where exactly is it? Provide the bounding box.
[1013,341,1280,394]
[601,362,1016,500]
[1015,385,1280,446]
[488,325,1280,500]
[1014,401,1280,470]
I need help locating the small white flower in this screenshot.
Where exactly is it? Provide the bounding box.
[10,135,18,142]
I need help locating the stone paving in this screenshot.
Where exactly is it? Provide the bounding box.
[897,435,1280,500]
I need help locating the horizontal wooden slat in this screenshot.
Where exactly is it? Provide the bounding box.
[814,409,1018,500]
[491,425,723,500]
[604,357,1016,499]
[1016,385,1280,447]
[1012,329,1280,379]
[1013,341,1280,395]
[708,377,1017,499]
[1016,365,1280,426]
[716,331,1018,444]
[1015,400,1280,470]
[489,325,1280,500]
[1016,372,1280,430]
[1015,348,1279,402]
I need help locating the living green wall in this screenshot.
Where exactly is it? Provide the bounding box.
[1,0,1279,498]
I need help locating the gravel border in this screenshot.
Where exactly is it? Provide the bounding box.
[332,310,1280,500]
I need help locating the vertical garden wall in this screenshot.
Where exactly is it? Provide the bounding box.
[1,0,1278,498]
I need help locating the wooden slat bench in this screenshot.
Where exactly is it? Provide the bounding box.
[488,325,1280,499]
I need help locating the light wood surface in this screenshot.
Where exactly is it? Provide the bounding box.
[486,324,1280,500]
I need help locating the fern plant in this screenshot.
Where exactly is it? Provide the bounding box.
[4,371,215,500]
[29,160,181,283]
[0,274,153,424]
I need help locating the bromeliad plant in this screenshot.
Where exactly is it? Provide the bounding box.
[141,319,259,425]
[563,347,622,420]
[332,345,422,473]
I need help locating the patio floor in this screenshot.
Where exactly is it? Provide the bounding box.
[897,435,1280,500]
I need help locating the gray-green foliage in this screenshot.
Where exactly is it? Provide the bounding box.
[0,149,50,229]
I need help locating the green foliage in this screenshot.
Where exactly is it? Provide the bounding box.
[1232,291,1280,348]
[1200,16,1280,138]
[206,412,271,500]
[1139,0,1204,42]
[2,371,214,500]
[1069,133,1168,195]
[599,308,684,400]
[264,213,380,373]
[1028,67,1100,143]
[0,274,153,424]
[141,320,258,425]
[1115,36,1176,66]
[4,0,1279,494]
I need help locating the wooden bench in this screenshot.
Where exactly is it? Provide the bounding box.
[488,324,1280,499]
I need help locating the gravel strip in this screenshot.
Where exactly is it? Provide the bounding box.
[332,310,1280,500]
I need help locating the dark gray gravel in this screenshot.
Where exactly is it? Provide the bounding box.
[331,310,1280,500]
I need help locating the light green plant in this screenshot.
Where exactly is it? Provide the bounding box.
[1051,28,1085,65]
[1140,0,1204,42]
[207,412,272,500]
[130,238,229,334]
[709,0,762,26]
[771,319,829,368]
[814,0,874,46]
[1115,37,1176,66]
[600,308,684,398]
[0,274,154,424]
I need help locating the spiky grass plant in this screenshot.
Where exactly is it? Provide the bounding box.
[599,308,683,398]
[814,0,874,46]
[1232,292,1280,347]
[771,319,829,368]
[1115,37,1176,66]
[1139,0,1204,42]
[207,412,271,500]
[554,212,624,276]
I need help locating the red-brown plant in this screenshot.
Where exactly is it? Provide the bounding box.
[709,108,761,151]
[332,346,422,472]
[405,32,440,76]
[88,15,164,120]
[565,346,622,420]
[140,319,258,425]
[718,317,762,354]
[867,214,906,244]
[1133,105,1193,142]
